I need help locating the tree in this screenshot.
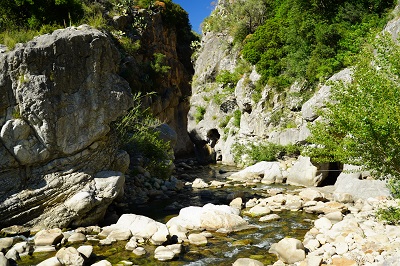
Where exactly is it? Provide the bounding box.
[307,33,400,179]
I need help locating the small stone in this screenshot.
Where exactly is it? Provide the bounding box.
[37,256,62,266]
[259,214,281,222]
[125,238,137,251]
[56,247,84,266]
[303,239,320,252]
[334,242,348,255]
[77,245,93,259]
[0,238,13,252]
[34,229,64,246]
[33,246,57,253]
[246,205,271,217]
[188,233,207,246]
[108,228,132,241]
[68,233,87,243]
[91,260,112,266]
[192,178,209,188]
[331,257,357,266]
[314,217,332,231]
[232,258,264,266]
[230,197,243,210]
[154,246,175,261]
[0,252,10,266]
[305,255,322,266]
[132,247,146,256]
[269,238,306,264]
[325,211,343,223]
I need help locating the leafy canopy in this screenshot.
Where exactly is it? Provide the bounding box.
[307,33,400,179]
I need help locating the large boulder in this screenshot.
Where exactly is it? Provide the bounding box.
[167,203,249,233]
[287,156,329,187]
[269,238,306,264]
[0,25,133,228]
[334,165,390,200]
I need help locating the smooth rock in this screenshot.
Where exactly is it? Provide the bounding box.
[0,238,13,252]
[91,260,112,266]
[232,258,264,266]
[68,233,87,243]
[133,247,146,256]
[192,178,209,188]
[37,257,62,266]
[259,214,281,222]
[188,234,207,246]
[35,229,64,246]
[247,205,271,217]
[315,217,332,231]
[269,238,306,264]
[0,252,9,266]
[107,228,132,241]
[230,197,243,210]
[154,246,175,261]
[56,247,84,266]
[77,245,93,259]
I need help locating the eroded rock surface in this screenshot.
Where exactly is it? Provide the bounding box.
[0,25,133,228]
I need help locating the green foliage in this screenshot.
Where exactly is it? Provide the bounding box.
[219,115,232,128]
[115,92,172,179]
[233,110,241,128]
[0,0,83,30]
[376,205,400,225]
[240,0,395,87]
[215,70,241,88]
[307,33,400,181]
[151,52,171,74]
[194,106,206,123]
[232,141,300,165]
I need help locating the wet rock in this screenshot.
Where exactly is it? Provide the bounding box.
[0,252,9,266]
[33,246,57,253]
[4,248,19,261]
[233,258,264,266]
[67,233,87,243]
[56,247,84,266]
[269,238,306,264]
[246,205,271,217]
[188,233,207,246]
[34,229,64,246]
[115,214,168,239]
[36,256,62,266]
[259,214,281,222]
[154,245,180,261]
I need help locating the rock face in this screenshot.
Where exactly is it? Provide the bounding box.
[0,25,133,228]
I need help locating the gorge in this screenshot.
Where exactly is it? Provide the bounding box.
[0,0,400,265]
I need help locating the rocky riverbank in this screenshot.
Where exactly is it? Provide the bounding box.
[0,158,397,265]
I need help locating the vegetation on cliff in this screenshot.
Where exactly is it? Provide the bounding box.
[203,0,395,88]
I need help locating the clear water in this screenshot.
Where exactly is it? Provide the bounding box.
[16,163,317,265]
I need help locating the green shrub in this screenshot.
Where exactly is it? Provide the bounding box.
[194,106,206,123]
[232,142,300,165]
[233,110,241,128]
[219,115,232,128]
[115,92,172,179]
[376,206,400,225]
[215,70,241,88]
[151,53,171,74]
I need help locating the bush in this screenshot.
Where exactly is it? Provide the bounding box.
[194,106,206,123]
[307,33,400,182]
[115,92,172,179]
[232,142,300,165]
[376,206,400,225]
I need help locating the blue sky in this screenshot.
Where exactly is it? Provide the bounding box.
[173,0,215,33]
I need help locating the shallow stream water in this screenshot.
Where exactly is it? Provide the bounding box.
[17,163,317,265]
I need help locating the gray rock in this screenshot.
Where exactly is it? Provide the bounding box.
[0,25,132,228]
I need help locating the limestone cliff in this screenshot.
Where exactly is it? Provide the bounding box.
[188,1,400,166]
[0,25,132,228]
